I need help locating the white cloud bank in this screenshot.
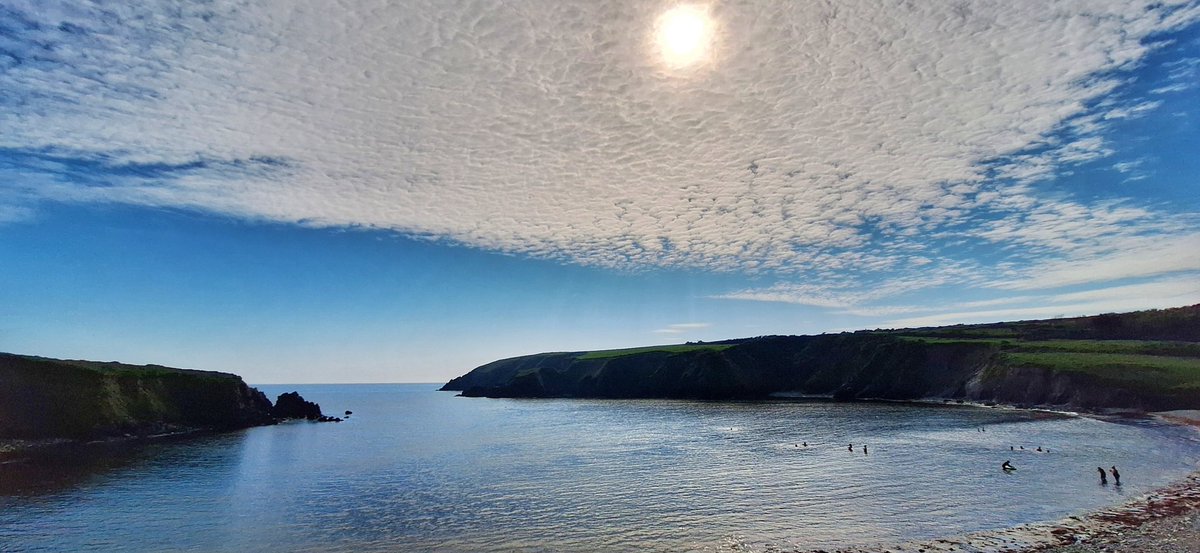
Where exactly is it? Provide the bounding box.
[652,323,712,334]
[3,1,1199,304]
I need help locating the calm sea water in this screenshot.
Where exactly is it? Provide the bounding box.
[2,384,1199,552]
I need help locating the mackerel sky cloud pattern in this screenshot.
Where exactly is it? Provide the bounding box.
[3,0,1200,319]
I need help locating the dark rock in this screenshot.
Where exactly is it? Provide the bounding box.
[272,391,324,420]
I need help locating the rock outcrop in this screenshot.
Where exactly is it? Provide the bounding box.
[272,391,341,421]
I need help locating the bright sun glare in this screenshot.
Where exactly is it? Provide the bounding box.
[656,4,714,68]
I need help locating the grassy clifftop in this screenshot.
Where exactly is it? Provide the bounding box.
[0,353,276,440]
[442,305,1200,412]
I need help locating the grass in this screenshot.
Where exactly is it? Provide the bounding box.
[1010,340,1200,357]
[892,337,1200,393]
[577,344,735,360]
[896,336,1010,347]
[1002,352,1200,391]
[898,328,1019,338]
[897,337,1200,357]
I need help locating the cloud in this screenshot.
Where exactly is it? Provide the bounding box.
[0,203,35,224]
[989,232,1200,290]
[2,0,1198,296]
[880,274,1200,328]
[883,291,1200,329]
[652,323,711,334]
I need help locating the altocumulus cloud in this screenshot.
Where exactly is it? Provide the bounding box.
[3,1,1200,312]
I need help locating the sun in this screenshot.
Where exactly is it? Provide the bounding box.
[655,4,715,69]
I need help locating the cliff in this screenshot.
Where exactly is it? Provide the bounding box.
[0,353,277,440]
[442,305,1200,413]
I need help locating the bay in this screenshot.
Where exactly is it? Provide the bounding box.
[2,383,1198,552]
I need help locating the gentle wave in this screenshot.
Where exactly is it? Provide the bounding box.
[2,384,1198,552]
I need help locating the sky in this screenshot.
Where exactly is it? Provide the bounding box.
[2,1,1199,383]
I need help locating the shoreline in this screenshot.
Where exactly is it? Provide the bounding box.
[803,411,1200,553]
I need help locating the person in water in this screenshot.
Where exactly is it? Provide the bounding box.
[862,445,868,455]
[802,442,807,447]
[848,443,853,452]
[1098,467,1108,484]
[1002,460,1015,471]
[1110,466,1121,485]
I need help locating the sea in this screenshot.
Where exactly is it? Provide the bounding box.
[2,383,1199,552]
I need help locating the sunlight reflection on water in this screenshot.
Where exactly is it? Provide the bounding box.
[2,384,1198,552]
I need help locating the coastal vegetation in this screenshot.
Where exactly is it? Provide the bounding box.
[442,305,1200,412]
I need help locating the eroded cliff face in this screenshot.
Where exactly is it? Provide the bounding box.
[441,334,1195,413]
[965,367,1152,412]
[0,353,276,440]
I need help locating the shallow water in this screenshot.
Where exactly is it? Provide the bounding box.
[2,384,1198,552]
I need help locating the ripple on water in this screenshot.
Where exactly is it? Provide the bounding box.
[1,384,1198,553]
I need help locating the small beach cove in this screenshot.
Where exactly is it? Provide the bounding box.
[3,384,1199,552]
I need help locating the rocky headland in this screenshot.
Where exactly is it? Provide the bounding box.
[0,353,335,452]
[443,305,1200,415]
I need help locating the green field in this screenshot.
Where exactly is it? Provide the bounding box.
[896,336,1009,347]
[1009,340,1200,357]
[577,344,735,360]
[1002,352,1200,391]
[893,336,1200,393]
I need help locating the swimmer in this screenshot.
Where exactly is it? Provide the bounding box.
[1110,466,1121,485]
[848,443,853,452]
[1097,467,1107,484]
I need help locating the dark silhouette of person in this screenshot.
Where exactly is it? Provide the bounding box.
[1098,467,1108,484]
[1036,447,1042,452]
[848,443,853,452]
[1110,466,1121,485]
[1002,460,1015,471]
[802,442,807,447]
[1010,446,1014,451]
[1019,446,1024,450]
[863,445,868,455]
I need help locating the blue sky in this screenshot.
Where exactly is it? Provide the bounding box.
[2,1,1199,383]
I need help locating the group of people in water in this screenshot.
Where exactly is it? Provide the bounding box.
[1000,452,1121,486]
[788,433,1123,484]
[790,441,868,454]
